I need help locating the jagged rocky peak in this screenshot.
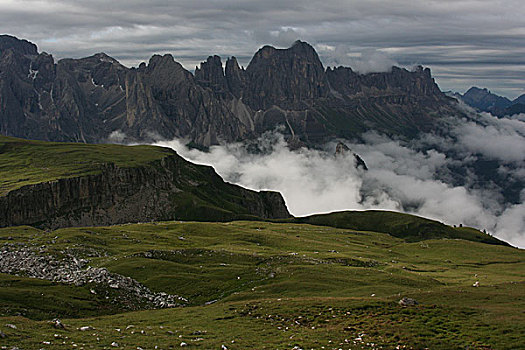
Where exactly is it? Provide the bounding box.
[334,141,368,170]
[225,56,245,98]
[0,34,38,56]
[244,40,330,110]
[0,34,460,147]
[195,55,227,93]
[146,53,193,85]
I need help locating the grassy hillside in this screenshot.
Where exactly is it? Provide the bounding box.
[0,136,289,226]
[287,210,508,245]
[0,221,523,349]
[0,135,171,196]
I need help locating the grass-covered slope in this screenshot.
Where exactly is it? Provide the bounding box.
[0,221,523,349]
[288,210,508,246]
[0,136,289,227]
[0,135,171,196]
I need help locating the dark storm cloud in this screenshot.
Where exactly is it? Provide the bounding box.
[0,0,523,96]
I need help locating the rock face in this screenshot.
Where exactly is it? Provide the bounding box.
[0,146,290,229]
[1,35,459,147]
[243,41,330,110]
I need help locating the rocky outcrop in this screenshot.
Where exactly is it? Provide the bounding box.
[0,35,460,147]
[0,149,290,229]
[334,142,368,170]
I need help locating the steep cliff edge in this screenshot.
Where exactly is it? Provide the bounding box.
[0,136,290,229]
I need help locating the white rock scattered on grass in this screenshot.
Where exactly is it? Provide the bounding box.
[126,325,135,330]
[180,342,187,347]
[5,324,16,329]
[111,341,119,347]
[79,326,92,331]
[473,281,480,287]
[398,297,418,307]
[0,247,186,309]
[53,319,65,329]
[222,345,228,350]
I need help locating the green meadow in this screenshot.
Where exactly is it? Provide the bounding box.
[1,220,523,349]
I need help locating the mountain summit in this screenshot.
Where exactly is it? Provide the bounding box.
[1,35,458,146]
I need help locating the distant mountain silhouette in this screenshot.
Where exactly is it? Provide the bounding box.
[458,87,525,117]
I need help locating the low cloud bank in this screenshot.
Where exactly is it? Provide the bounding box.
[154,113,525,248]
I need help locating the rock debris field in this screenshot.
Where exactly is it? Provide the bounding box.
[0,243,187,309]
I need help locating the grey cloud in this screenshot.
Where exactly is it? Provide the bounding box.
[320,46,398,73]
[1,0,523,97]
[254,27,301,48]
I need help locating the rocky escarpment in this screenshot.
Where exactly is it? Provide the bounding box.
[0,244,187,310]
[0,149,290,229]
[1,35,460,147]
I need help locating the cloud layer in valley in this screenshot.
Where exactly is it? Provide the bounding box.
[0,0,524,98]
[154,112,525,248]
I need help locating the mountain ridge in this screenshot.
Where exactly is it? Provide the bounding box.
[1,35,459,147]
[457,86,525,116]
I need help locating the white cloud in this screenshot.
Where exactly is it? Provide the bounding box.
[452,113,525,164]
[155,113,525,248]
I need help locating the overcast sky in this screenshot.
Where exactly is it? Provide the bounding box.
[1,0,523,98]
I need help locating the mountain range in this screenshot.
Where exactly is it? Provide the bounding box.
[457,87,525,117]
[1,35,459,147]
